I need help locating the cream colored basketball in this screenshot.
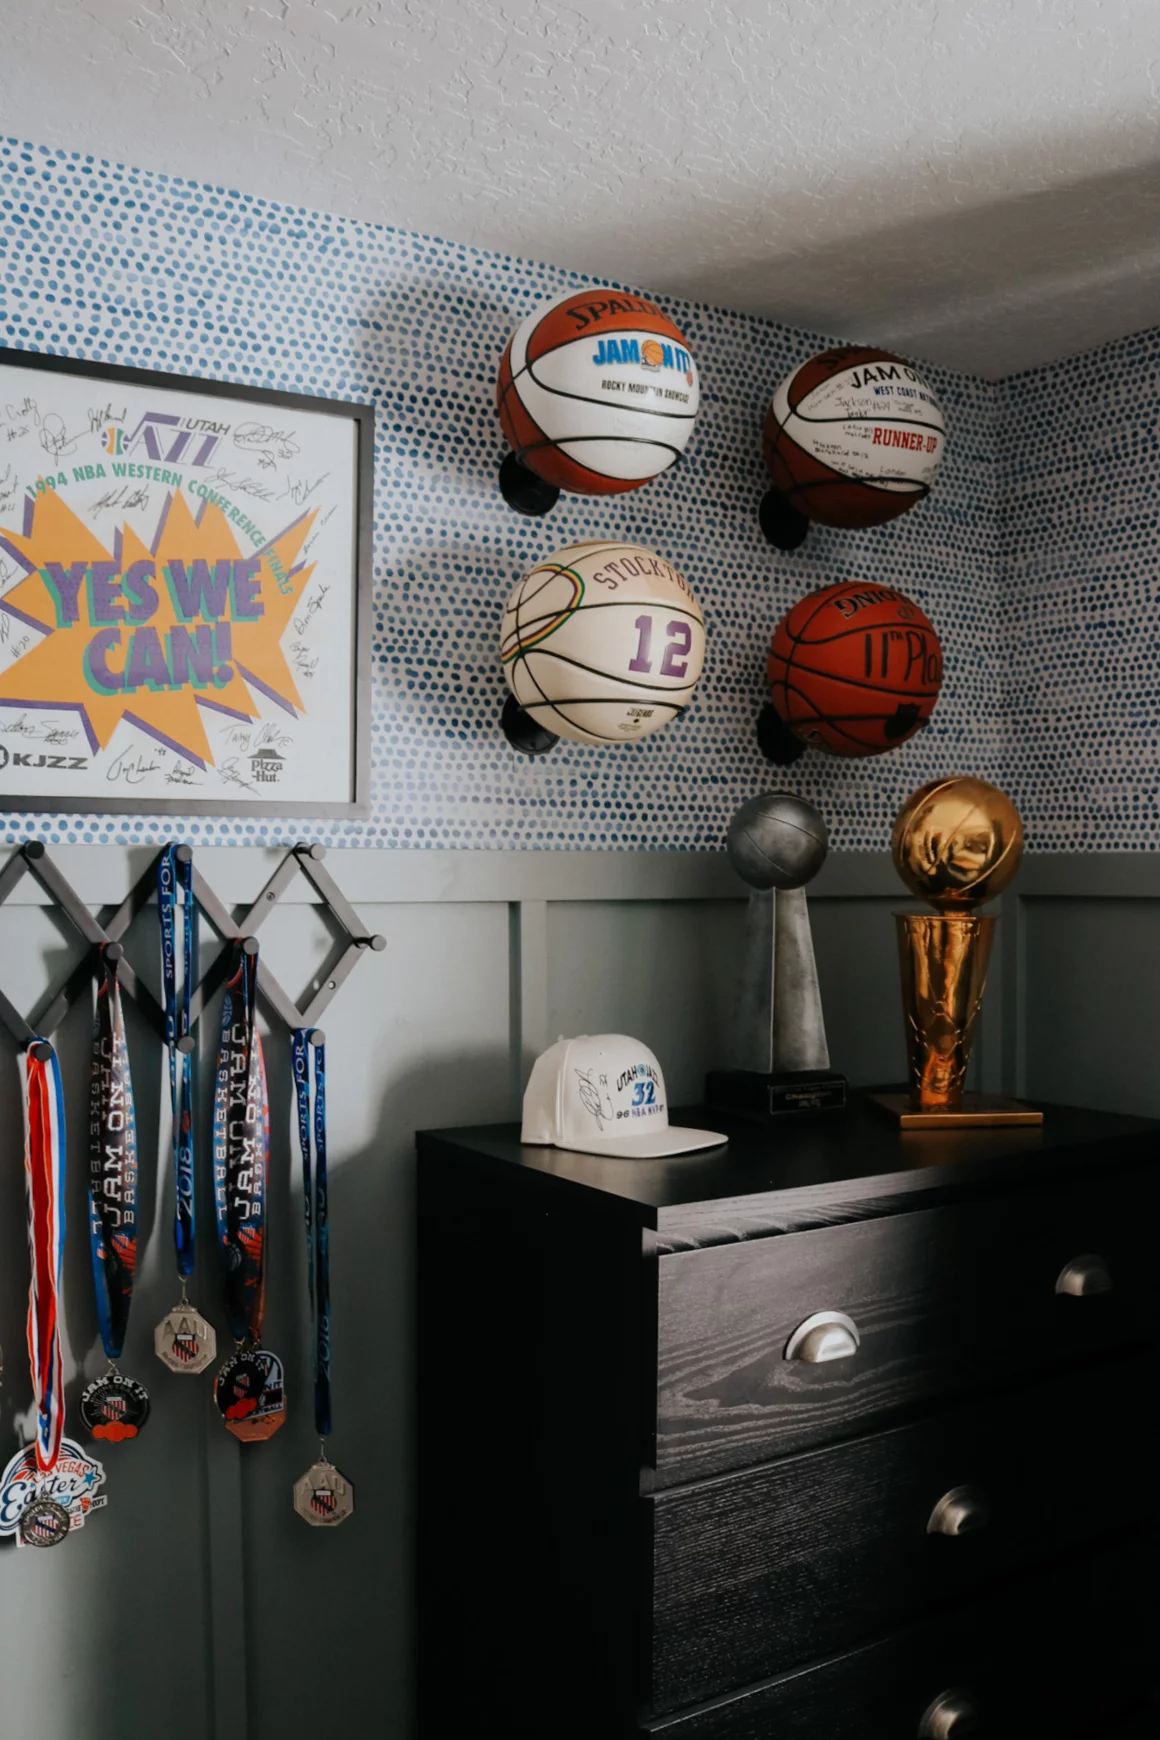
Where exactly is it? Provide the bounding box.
[499,541,705,746]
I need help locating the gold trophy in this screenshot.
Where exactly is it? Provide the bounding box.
[873,776,1043,1128]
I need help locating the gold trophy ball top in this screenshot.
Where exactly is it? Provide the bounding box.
[891,776,1024,910]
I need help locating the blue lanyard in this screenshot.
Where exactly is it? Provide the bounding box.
[292,1029,331,1437]
[213,942,268,1345]
[158,845,197,1277]
[87,948,138,1360]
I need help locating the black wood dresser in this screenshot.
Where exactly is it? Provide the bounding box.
[417,1097,1159,1738]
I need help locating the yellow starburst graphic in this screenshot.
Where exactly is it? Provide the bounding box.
[0,489,317,767]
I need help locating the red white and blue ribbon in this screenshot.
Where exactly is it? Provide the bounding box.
[158,844,197,1277]
[292,1029,331,1437]
[213,941,269,1345]
[22,1039,68,1476]
[88,947,138,1361]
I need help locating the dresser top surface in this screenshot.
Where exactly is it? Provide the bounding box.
[418,1096,1160,1248]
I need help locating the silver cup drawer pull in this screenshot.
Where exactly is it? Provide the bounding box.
[1055,1253,1112,1296]
[918,1687,980,1737]
[926,1485,990,1537]
[783,1310,860,1363]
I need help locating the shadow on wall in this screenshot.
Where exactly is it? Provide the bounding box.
[238,1043,513,1740]
[653,151,1160,380]
[0,1007,512,1740]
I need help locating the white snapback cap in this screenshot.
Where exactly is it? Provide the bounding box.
[521,1034,727,1159]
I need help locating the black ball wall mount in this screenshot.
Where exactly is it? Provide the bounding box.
[758,488,810,552]
[499,453,560,517]
[501,694,559,757]
[756,702,806,766]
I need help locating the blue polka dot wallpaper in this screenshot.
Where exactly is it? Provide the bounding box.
[1000,330,1160,851]
[1,136,1009,851]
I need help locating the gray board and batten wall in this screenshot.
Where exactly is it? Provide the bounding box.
[0,842,1153,1740]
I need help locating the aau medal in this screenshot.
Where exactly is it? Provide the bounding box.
[214,1347,287,1442]
[155,1302,217,1375]
[293,1457,355,1528]
[291,1029,354,1527]
[18,1494,72,1548]
[79,1370,151,1442]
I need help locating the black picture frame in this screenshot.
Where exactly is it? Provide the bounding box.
[0,346,374,818]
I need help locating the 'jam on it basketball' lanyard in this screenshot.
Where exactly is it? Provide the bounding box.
[19,1038,71,1546]
[154,844,217,1378]
[80,944,151,1442]
[291,1027,354,1527]
[212,938,286,1441]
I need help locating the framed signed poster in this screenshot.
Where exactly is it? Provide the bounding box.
[0,348,372,816]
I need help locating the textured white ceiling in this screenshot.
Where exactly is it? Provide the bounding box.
[4,0,1160,377]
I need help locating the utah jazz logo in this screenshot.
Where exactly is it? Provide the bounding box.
[103,411,230,466]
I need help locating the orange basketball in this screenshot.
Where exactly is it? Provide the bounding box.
[767,581,943,756]
[496,289,700,495]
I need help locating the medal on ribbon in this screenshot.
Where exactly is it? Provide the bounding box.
[15,1038,83,1546]
[80,943,150,1442]
[1,1439,108,1547]
[291,1029,354,1526]
[154,843,218,1377]
[212,938,286,1441]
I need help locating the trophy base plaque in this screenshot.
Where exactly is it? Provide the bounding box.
[707,1067,848,1120]
[870,1092,1044,1130]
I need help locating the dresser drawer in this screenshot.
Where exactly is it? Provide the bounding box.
[649,1357,1149,1712]
[644,1535,1157,1738]
[656,1166,1159,1483]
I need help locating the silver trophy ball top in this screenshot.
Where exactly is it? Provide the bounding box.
[726,792,829,891]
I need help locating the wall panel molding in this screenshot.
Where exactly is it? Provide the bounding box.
[0,844,1151,1740]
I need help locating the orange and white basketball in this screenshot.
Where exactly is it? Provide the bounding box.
[500,541,705,746]
[764,347,946,529]
[496,290,700,495]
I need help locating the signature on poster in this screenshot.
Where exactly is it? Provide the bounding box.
[87,403,126,434]
[39,413,81,460]
[234,423,300,467]
[167,761,202,788]
[0,626,33,660]
[293,582,330,636]
[3,396,40,443]
[303,503,338,560]
[0,712,78,747]
[90,484,151,517]
[280,471,329,507]
[218,756,258,793]
[290,641,319,678]
[204,465,278,503]
[107,744,164,785]
[218,720,293,756]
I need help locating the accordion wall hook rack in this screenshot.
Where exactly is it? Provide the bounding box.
[0,839,386,1051]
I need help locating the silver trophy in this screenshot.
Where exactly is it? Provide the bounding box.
[708,792,847,1117]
